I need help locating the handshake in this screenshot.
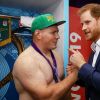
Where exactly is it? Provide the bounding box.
[67,49,86,76]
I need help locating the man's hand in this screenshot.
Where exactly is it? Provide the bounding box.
[69,49,86,69]
[66,65,78,81]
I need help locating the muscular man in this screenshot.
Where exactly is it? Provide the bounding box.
[13,14,78,100]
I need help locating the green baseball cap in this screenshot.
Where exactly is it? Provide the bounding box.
[31,14,66,33]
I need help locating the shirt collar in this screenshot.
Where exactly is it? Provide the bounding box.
[91,39,100,52]
[96,39,100,47]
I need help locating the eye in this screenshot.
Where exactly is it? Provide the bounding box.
[50,31,55,34]
[81,20,91,27]
[85,20,91,25]
[50,31,58,35]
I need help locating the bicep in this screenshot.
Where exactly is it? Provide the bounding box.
[14,59,52,99]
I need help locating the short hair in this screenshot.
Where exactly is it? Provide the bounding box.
[78,3,100,19]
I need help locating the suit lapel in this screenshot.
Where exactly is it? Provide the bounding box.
[88,51,95,65]
[95,52,100,67]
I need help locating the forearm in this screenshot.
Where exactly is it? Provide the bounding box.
[48,74,76,99]
[32,74,76,100]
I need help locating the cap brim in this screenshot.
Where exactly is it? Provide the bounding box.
[38,21,66,31]
[51,21,66,26]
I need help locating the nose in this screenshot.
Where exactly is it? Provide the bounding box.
[82,24,87,31]
[56,33,60,39]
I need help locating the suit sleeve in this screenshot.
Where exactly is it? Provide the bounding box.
[75,79,86,87]
[78,63,100,92]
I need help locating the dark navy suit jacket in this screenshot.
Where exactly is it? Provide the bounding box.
[78,51,100,100]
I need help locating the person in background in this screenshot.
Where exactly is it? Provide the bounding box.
[67,3,100,100]
[13,13,78,100]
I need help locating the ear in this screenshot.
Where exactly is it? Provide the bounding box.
[34,30,42,39]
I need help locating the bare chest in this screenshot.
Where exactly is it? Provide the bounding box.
[38,56,63,84]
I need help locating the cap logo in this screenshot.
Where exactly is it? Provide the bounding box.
[46,15,55,22]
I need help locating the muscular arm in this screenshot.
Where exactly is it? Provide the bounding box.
[13,55,77,100]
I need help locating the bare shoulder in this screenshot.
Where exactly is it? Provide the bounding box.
[13,46,39,77]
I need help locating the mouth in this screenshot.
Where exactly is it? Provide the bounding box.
[84,31,91,35]
[53,40,58,43]
[53,42,57,45]
[84,29,91,34]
